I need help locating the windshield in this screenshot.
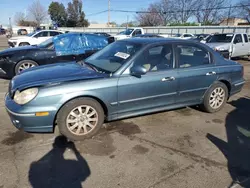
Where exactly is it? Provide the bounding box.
[38,38,53,48]
[85,41,142,73]
[118,29,134,35]
[206,34,234,43]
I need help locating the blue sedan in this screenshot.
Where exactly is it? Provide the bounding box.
[5,38,245,140]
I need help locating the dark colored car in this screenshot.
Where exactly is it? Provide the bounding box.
[0,28,6,35]
[93,32,111,37]
[134,34,163,38]
[93,32,115,44]
[17,29,28,35]
[0,33,111,79]
[5,38,245,140]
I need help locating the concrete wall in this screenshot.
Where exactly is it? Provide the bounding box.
[58,26,250,35]
[5,25,250,35]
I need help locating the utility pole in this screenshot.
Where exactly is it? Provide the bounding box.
[108,0,110,27]
[227,5,232,26]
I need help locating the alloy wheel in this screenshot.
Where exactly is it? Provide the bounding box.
[18,62,36,73]
[209,87,225,109]
[66,105,98,136]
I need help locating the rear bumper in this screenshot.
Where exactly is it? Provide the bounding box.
[230,80,245,96]
[5,94,56,133]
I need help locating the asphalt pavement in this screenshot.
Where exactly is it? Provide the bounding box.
[0,36,250,188]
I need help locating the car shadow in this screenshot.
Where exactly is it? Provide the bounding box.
[206,97,250,187]
[29,136,91,188]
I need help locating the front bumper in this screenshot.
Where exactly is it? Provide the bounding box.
[5,94,56,133]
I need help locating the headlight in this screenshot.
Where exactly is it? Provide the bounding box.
[14,88,38,105]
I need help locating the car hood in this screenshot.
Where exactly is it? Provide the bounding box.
[11,62,108,91]
[0,45,39,55]
[206,43,230,50]
[9,36,29,41]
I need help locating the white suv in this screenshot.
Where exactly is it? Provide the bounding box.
[8,30,64,47]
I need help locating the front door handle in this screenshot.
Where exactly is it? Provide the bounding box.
[162,77,175,82]
[206,71,216,76]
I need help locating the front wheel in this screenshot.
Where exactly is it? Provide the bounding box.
[201,82,228,113]
[57,98,104,141]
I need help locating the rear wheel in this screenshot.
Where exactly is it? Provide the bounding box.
[57,97,104,141]
[15,60,38,75]
[201,82,228,113]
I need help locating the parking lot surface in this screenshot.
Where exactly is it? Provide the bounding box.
[0,36,250,188]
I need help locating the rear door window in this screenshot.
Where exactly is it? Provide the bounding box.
[176,44,210,68]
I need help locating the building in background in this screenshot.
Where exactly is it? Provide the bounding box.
[220,18,249,26]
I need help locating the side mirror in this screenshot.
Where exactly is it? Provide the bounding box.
[233,40,237,44]
[130,65,147,77]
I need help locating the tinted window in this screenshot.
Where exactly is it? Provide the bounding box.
[184,34,192,37]
[134,29,142,36]
[134,44,173,72]
[176,44,210,68]
[234,34,243,43]
[244,34,249,43]
[34,31,49,37]
[50,31,61,36]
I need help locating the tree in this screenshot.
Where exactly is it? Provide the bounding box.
[136,4,163,26]
[153,0,174,25]
[28,0,47,26]
[171,0,198,23]
[48,2,67,27]
[14,12,26,26]
[194,0,228,24]
[67,0,89,27]
[236,0,250,23]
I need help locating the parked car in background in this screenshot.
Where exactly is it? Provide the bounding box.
[93,32,111,37]
[0,28,6,35]
[8,30,64,47]
[0,33,111,78]
[204,33,250,59]
[93,32,115,44]
[5,38,245,140]
[134,33,163,38]
[171,33,195,40]
[114,28,144,40]
[17,29,28,35]
[194,34,209,41]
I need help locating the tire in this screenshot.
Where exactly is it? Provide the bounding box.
[57,97,104,141]
[15,60,38,75]
[201,81,228,113]
[19,42,30,46]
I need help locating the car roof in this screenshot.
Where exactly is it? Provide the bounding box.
[121,37,198,44]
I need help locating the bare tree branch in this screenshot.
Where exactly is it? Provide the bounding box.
[194,0,228,24]
[28,0,47,26]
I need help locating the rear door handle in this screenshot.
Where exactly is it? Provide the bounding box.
[206,71,216,76]
[162,77,175,82]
